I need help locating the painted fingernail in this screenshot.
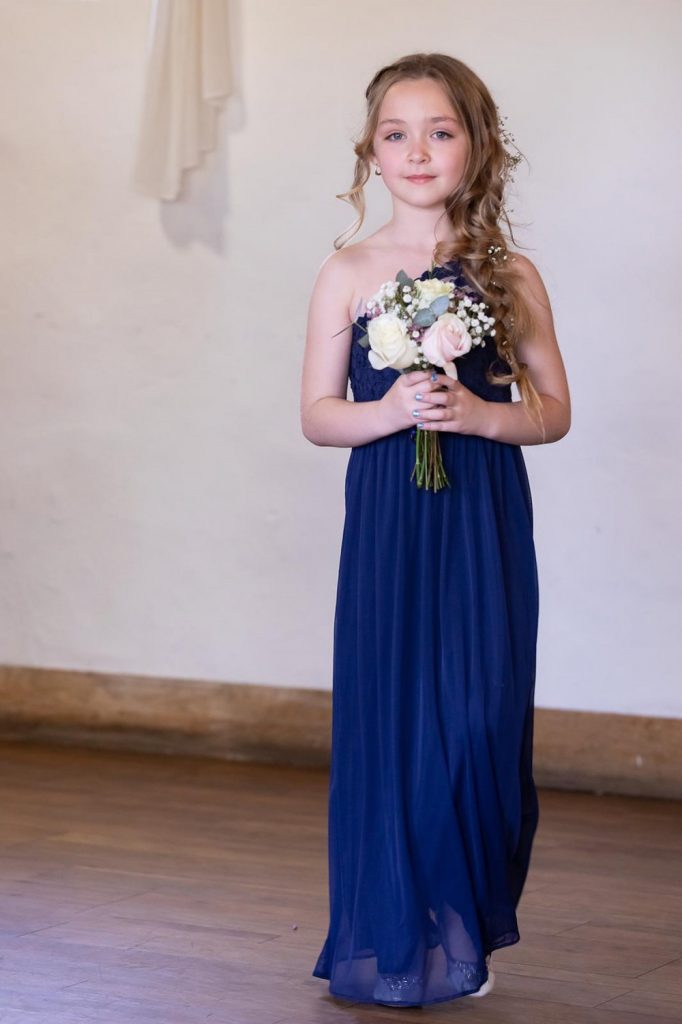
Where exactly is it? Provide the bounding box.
[415,393,422,400]
[417,422,425,429]
[431,371,437,381]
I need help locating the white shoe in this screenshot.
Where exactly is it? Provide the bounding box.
[467,955,494,997]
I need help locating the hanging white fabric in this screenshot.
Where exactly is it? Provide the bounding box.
[133,0,232,201]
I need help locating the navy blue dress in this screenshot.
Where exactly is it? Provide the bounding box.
[312,260,540,1007]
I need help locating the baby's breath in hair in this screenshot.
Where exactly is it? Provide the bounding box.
[496,106,523,191]
[487,244,508,264]
[486,108,523,268]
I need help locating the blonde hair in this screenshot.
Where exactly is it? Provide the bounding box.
[334,52,545,440]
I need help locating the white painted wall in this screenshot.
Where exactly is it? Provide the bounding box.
[0,0,679,717]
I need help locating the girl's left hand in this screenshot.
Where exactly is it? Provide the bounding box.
[414,374,488,435]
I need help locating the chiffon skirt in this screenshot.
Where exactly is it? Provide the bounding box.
[312,429,540,1006]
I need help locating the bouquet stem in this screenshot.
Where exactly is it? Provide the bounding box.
[410,431,450,491]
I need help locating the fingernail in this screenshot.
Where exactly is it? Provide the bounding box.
[415,393,422,400]
[430,371,437,381]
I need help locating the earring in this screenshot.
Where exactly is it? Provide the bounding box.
[374,165,382,176]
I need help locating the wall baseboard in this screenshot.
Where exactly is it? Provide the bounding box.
[0,665,679,799]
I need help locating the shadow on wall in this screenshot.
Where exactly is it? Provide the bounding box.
[158,101,240,254]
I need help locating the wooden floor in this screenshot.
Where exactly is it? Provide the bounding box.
[0,741,680,1023]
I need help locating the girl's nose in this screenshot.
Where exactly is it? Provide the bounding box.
[408,144,429,162]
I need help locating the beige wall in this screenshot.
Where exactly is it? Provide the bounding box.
[0,0,679,717]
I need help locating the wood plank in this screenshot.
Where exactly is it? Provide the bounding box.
[0,740,679,1023]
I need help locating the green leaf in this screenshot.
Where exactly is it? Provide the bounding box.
[429,295,450,316]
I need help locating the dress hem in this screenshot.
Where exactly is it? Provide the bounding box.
[312,931,520,1007]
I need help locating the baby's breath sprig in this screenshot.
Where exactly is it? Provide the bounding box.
[496,106,523,190]
[487,244,508,265]
[490,107,523,253]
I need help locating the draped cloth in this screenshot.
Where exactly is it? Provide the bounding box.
[133,0,232,200]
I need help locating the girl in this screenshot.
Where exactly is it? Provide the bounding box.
[300,52,570,1009]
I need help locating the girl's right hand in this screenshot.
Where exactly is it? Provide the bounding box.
[379,369,442,433]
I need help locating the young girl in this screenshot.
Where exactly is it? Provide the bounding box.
[300,52,570,1009]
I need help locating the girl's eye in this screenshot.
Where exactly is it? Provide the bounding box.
[385,131,453,141]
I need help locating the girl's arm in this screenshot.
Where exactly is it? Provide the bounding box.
[300,252,393,448]
[479,254,571,445]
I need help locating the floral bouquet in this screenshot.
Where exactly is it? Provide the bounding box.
[354,266,496,492]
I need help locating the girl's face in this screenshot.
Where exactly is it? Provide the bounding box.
[372,78,470,207]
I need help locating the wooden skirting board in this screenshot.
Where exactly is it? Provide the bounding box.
[0,665,678,799]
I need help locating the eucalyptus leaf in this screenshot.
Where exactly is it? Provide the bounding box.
[429,295,451,316]
[412,309,436,327]
[396,269,413,287]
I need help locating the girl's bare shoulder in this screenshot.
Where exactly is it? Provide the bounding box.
[316,238,386,324]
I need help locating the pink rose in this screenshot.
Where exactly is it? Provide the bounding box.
[421,313,473,380]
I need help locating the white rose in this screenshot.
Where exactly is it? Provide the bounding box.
[367,312,419,371]
[415,278,454,305]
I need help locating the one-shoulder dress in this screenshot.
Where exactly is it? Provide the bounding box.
[312,259,540,1007]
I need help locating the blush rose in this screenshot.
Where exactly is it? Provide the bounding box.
[420,313,473,380]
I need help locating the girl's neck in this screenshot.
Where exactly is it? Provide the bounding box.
[376,209,457,253]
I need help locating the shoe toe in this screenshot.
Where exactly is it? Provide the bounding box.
[467,967,495,997]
